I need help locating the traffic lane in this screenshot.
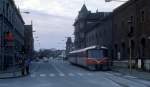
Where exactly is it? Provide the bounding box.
[45,60,120,87]
[0,62,58,87]
[0,60,150,87]
[52,59,150,87]
[28,60,121,87]
[33,61,150,87]
[104,72,150,87]
[29,61,108,87]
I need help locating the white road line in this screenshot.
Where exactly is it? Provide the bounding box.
[77,73,83,76]
[124,75,137,79]
[30,74,36,77]
[103,78,123,87]
[113,72,122,76]
[105,73,114,76]
[49,73,55,77]
[59,73,65,77]
[87,73,93,76]
[68,73,75,76]
[40,74,46,77]
[51,63,64,74]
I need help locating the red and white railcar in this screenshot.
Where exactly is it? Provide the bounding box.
[69,46,110,70]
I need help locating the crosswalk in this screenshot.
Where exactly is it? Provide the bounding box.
[50,60,68,64]
[30,73,94,78]
[105,72,137,79]
[34,60,69,64]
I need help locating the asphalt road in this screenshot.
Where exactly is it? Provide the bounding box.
[0,59,150,87]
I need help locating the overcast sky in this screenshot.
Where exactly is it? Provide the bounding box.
[14,0,124,50]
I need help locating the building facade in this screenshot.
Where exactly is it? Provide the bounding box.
[85,14,113,57]
[113,0,150,71]
[24,24,34,59]
[0,0,25,70]
[74,4,111,50]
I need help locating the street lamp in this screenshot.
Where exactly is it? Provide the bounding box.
[105,0,127,2]
[23,11,30,14]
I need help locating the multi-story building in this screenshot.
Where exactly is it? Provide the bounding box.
[113,0,150,71]
[73,4,110,50]
[0,0,25,70]
[85,13,113,58]
[24,24,34,59]
[73,4,112,57]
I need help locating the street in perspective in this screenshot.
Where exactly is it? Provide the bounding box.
[0,0,150,87]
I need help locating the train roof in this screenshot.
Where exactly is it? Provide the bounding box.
[69,46,108,54]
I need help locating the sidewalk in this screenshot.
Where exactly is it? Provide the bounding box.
[111,66,150,81]
[0,67,23,79]
[0,71,23,79]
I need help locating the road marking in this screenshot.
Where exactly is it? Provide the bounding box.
[68,73,75,76]
[59,73,65,77]
[113,72,122,76]
[51,63,64,74]
[87,73,93,76]
[124,75,137,79]
[49,73,55,77]
[77,73,83,76]
[40,74,46,77]
[105,73,114,76]
[30,74,36,77]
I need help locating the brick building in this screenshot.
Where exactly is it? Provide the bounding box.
[113,0,150,71]
[0,0,25,70]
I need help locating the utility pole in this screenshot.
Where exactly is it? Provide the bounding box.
[129,40,132,72]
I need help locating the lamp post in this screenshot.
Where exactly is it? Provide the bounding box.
[105,0,127,2]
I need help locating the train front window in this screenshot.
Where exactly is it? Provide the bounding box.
[88,50,103,58]
[88,49,108,58]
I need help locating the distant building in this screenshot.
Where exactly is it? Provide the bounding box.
[65,37,73,59]
[113,0,150,71]
[0,0,25,70]
[24,24,34,59]
[73,4,111,50]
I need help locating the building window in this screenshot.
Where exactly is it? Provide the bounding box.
[128,26,134,37]
[121,42,126,59]
[6,3,9,16]
[141,10,145,23]
[128,16,133,24]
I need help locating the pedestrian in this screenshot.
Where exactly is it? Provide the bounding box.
[25,59,30,75]
[20,59,25,76]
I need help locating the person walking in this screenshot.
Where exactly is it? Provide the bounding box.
[25,59,31,75]
[20,59,25,76]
